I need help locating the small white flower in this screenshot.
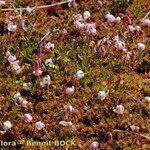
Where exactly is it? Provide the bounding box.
[3,121,12,131]
[45,59,55,68]
[130,125,139,132]
[18,97,24,104]
[142,19,150,27]
[64,104,78,113]
[7,22,17,32]
[114,16,121,23]
[89,141,99,150]
[113,105,124,115]
[23,83,31,90]
[128,25,135,32]
[137,43,145,51]
[83,11,91,20]
[76,70,85,80]
[14,92,21,100]
[35,121,45,130]
[145,96,150,103]
[45,42,54,50]
[7,55,16,63]
[74,20,85,29]
[0,0,5,6]
[24,114,33,123]
[5,51,11,57]
[105,13,116,23]
[59,121,73,127]
[85,23,97,36]
[68,0,78,7]
[113,36,127,52]
[65,86,75,95]
[98,91,109,101]
[21,100,28,108]
[40,75,51,87]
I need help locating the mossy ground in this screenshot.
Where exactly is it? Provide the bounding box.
[0,0,150,150]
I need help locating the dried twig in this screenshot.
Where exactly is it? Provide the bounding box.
[141,11,150,22]
[1,0,69,11]
[113,129,150,141]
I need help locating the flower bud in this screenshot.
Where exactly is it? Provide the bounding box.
[65,86,75,95]
[24,114,33,123]
[137,43,145,51]
[3,121,12,131]
[89,141,99,150]
[35,121,45,130]
[113,105,124,115]
[76,70,85,80]
[83,11,91,20]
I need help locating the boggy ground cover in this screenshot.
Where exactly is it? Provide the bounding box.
[0,0,150,150]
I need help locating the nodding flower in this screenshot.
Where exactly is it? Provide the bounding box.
[68,0,78,7]
[45,58,56,68]
[65,86,75,95]
[3,121,12,131]
[33,61,42,77]
[44,42,54,51]
[89,141,99,150]
[130,125,140,132]
[24,114,33,123]
[14,92,33,109]
[137,43,145,51]
[35,121,45,130]
[113,36,127,52]
[142,19,150,27]
[107,132,113,144]
[145,96,150,103]
[64,104,78,114]
[6,51,22,74]
[0,0,5,6]
[113,104,125,115]
[105,13,121,24]
[7,21,17,32]
[83,11,91,20]
[76,70,85,80]
[84,23,97,36]
[40,75,51,87]
[97,91,109,101]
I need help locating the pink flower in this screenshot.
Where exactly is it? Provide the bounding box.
[130,125,140,132]
[105,13,116,23]
[0,1,5,6]
[89,141,99,150]
[73,14,83,22]
[74,20,85,29]
[107,132,113,144]
[14,92,21,100]
[142,19,150,27]
[65,86,75,95]
[21,100,28,108]
[137,43,145,51]
[3,121,12,131]
[113,105,124,115]
[68,0,78,7]
[89,41,95,47]
[64,104,78,114]
[35,121,45,130]
[33,61,42,77]
[113,36,127,52]
[44,42,54,50]
[24,114,33,123]
[83,11,91,20]
[85,23,97,36]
